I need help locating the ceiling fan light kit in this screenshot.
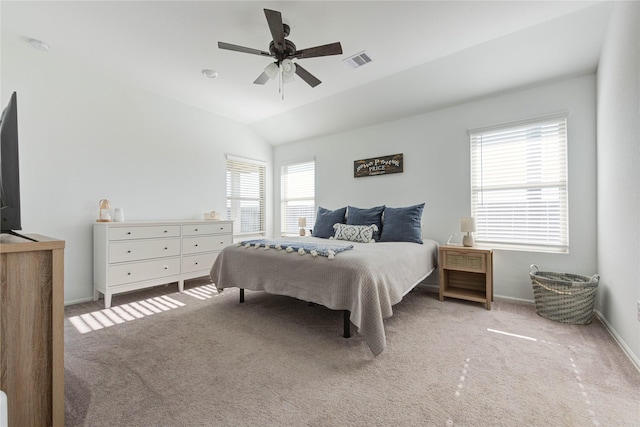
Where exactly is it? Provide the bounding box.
[281,69,295,84]
[218,8,343,97]
[281,59,296,75]
[264,62,279,80]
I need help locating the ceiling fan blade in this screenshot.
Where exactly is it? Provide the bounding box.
[264,9,285,53]
[294,42,343,59]
[218,41,271,57]
[253,72,270,85]
[294,64,321,88]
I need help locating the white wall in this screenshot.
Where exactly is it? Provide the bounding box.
[1,34,273,304]
[596,1,640,364]
[274,75,598,301]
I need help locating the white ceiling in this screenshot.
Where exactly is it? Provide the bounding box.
[2,1,613,145]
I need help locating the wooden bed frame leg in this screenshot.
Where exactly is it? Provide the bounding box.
[239,288,244,303]
[343,310,351,338]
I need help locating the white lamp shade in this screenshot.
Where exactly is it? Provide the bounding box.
[281,59,296,83]
[281,59,296,74]
[282,72,295,84]
[264,62,279,79]
[298,217,307,228]
[461,217,476,233]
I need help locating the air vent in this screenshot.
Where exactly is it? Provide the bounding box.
[343,51,373,69]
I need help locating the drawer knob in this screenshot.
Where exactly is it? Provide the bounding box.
[164,230,168,233]
[127,250,131,253]
[220,241,224,244]
[195,228,199,231]
[164,247,168,250]
[195,244,199,247]
[127,232,131,235]
[163,266,169,270]
[195,262,199,265]
[127,272,132,276]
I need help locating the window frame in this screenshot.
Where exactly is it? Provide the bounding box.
[280,158,315,237]
[469,113,569,253]
[225,154,266,239]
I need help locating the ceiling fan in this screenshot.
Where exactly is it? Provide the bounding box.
[218,8,343,91]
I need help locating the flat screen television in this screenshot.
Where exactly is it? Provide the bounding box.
[0,91,35,241]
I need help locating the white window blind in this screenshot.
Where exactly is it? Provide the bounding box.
[470,115,569,251]
[226,156,266,238]
[281,159,315,236]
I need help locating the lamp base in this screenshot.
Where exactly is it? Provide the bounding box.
[462,234,474,247]
[299,228,306,236]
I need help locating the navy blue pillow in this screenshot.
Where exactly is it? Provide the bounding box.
[379,203,425,244]
[347,205,385,241]
[312,206,346,238]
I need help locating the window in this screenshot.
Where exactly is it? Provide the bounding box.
[226,155,266,238]
[469,114,568,252]
[281,159,315,236]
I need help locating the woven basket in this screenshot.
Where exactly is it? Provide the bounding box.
[529,265,599,325]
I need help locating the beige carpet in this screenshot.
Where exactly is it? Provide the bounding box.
[64,279,640,426]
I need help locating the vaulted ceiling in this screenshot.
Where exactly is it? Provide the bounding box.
[2,1,612,144]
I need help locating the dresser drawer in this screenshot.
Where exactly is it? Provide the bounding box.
[182,252,219,274]
[441,250,487,273]
[108,257,181,286]
[108,238,181,263]
[182,222,232,236]
[182,234,233,255]
[108,225,181,241]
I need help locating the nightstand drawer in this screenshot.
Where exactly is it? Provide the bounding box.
[442,250,487,273]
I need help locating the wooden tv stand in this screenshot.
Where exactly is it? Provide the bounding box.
[0,233,65,426]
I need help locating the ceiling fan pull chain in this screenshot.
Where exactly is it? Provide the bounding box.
[280,64,285,100]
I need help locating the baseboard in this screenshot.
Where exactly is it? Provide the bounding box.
[419,284,536,305]
[494,294,534,304]
[595,310,640,372]
[418,283,439,293]
[64,296,94,306]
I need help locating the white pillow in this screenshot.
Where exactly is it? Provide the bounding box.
[332,223,378,243]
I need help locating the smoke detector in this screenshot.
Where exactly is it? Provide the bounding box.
[201,69,219,79]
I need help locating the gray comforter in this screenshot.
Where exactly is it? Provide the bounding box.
[209,236,439,356]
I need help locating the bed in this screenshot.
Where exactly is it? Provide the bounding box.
[209,235,439,356]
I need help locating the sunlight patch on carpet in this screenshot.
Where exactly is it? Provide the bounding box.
[446,357,473,426]
[487,328,538,341]
[570,357,601,426]
[182,284,220,300]
[69,295,185,334]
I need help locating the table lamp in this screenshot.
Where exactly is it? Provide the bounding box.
[461,217,476,247]
[298,217,307,236]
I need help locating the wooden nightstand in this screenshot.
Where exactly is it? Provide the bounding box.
[439,245,493,310]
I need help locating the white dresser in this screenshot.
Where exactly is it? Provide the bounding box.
[93,220,232,308]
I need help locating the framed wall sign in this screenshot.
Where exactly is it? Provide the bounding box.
[354,153,403,178]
